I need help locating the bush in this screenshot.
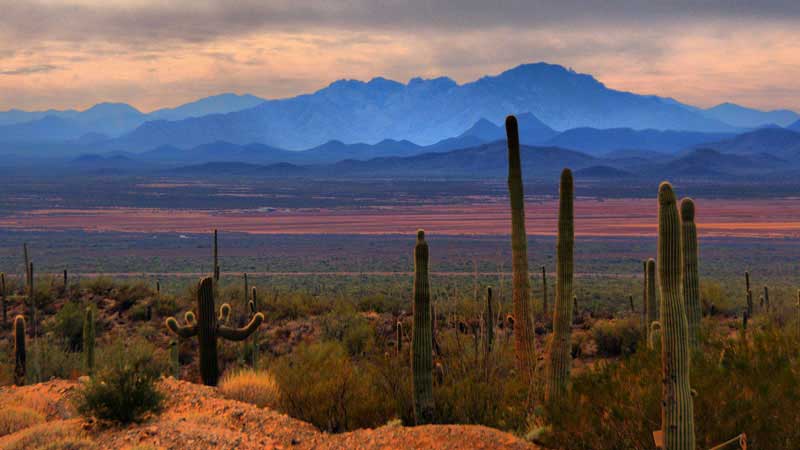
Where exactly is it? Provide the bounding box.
[46,300,85,351]
[83,277,115,296]
[1,421,95,450]
[591,318,641,357]
[320,305,375,357]
[27,337,83,382]
[219,369,280,409]
[272,341,389,432]
[74,338,165,424]
[0,406,45,437]
[539,325,800,449]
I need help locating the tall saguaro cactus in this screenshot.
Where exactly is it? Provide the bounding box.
[546,168,575,404]
[412,230,434,424]
[646,259,657,341]
[249,286,260,369]
[484,286,494,355]
[14,315,26,386]
[680,198,701,350]
[165,277,264,386]
[213,229,220,281]
[505,115,535,376]
[1,272,6,326]
[657,182,696,450]
[83,306,95,376]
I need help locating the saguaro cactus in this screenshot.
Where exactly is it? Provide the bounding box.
[14,315,26,386]
[28,262,36,335]
[763,286,770,312]
[83,306,95,375]
[657,182,696,450]
[213,229,220,281]
[249,286,260,369]
[170,340,180,379]
[646,259,657,341]
[680,198,701,350]
[484,287,494,355]
[165,277,264,386]
[1,272,6,326]
[412,230,434,424]
[642,260,648,331]
[541,266,548,317]
[546,168,575,404]
[648,321,662,350]
[505,115,535,376]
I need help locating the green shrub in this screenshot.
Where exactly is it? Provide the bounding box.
[27,337,83,382]
[83,277,115,296]
[320,305,375,356]
[46,300,85,351]
[591,318,641,357]
[272,341,389,432]
[74,339,164,424]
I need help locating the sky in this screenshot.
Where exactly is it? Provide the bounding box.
[1,0,799,112]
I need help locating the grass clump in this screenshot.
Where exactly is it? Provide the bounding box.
[219,369,280,409]
[591,317,641,357]
[0,406,45,437]
[1,421,95,450]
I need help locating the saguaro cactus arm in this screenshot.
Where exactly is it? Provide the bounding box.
[166,317,198,338]
[218,313,265,341]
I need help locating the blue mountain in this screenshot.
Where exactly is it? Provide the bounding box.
[109,62,737,151]
[542,128,733,155]
[0,94,266,141]
[701,102,799,128]
[459,113,557,144]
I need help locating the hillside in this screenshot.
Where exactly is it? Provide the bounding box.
[0,379,537,450]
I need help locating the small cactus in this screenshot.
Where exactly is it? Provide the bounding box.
[680,198,701,350]
[165,277,264,386]
[1,272,6,326]
[213,229,220,281]
[83,306,95,376]
[646,259,657,340]
[505,115,535,376]
[170,339,180,379]
[746,289,753,318]
[396,320,403,355]
[541,266,548,317]
[545,168,575,404]
[657,182,696,450]
[14,315,26,386]
[412,230,434,424]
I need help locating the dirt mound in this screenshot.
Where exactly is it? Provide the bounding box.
[0,378,539,450]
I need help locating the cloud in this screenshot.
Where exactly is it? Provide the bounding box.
[1,1,799,46]
[0,64,60,75]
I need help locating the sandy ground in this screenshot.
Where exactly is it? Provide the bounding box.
[0,378,539,450]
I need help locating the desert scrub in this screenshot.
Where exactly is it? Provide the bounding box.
[1,421,95,450]
[272,341,391,432]
[82,276,115,296]
[320,304,375,356]
[45,300,85,351]
[75,337,165,424]
[591,318,641,357]
[219,368,280,409]
[0,406,45,437]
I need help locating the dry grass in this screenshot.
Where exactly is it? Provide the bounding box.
[218,369,281,409]
[0,406,45,437]
[1,420,95,450]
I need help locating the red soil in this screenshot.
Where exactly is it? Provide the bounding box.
[1,198,799,238]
